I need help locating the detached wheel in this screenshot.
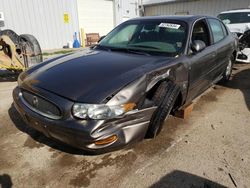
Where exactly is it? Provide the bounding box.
[221,55,234,82]
[0,29,20,44]
[20,34,43,68]
[146,81,180,138]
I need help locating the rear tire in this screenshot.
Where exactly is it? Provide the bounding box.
[146,81,180,138]
[221,55,234,83]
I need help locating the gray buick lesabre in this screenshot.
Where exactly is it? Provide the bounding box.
[13,15,237,153]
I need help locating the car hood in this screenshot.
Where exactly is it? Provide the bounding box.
[22,49,172,103]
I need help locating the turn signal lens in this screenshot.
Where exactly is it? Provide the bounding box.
[95,135,118,145]
[122,103,136,112]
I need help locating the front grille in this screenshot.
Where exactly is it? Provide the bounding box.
[21,90,61,119]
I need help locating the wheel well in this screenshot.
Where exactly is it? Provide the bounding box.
[144,80,182,138]
[171,92,182,114]
[145,81,163,101]
[144,80,182,111]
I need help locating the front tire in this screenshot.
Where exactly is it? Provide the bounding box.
[146,81,180,138]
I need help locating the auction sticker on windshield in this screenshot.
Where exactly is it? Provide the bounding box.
[159,23,181,29]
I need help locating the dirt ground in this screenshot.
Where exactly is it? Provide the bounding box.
[0,64,249,188]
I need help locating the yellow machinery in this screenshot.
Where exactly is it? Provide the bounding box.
[0,29,42,72]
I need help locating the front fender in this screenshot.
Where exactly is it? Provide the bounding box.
[106,75,147,106]
[146,61,189,105]
[106,58,189,108]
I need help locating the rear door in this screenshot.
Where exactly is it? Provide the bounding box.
[187,19,217,101]
[207,18,233,81]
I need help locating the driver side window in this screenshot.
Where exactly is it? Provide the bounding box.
[192,19,211,47]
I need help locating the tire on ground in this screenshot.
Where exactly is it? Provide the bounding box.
[220,54,234,83]
[146,81,180,138]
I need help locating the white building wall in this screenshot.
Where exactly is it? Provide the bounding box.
[0,0,79,50]
[77,0,114,36]
[143,0,175,5]
[144,0,250,16]
[76,0,141,36]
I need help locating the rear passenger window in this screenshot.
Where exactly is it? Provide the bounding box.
[208,19,225,43]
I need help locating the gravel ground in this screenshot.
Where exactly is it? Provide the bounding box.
[0,63,249,188]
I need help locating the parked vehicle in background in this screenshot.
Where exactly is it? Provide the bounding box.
[13,15,238,153]
[218,9,250,63]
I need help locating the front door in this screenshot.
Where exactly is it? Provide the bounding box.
[187,19,217,101]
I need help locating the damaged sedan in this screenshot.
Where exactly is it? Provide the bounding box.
[13,15,237,153]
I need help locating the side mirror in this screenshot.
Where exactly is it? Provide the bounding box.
[98,35,106,43]
[191,40,206,53]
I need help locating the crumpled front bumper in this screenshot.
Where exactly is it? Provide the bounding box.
[236,48,250,63]
[13,86,156,153]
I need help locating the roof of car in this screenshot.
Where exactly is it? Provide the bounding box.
[130,15,215,23]
[220,9,250,14]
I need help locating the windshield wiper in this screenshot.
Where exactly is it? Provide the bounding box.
[94,45,151,56]
[128,44,160,50]
[128,49,151,56]
[109,47,151,56]
[93,44,111,51]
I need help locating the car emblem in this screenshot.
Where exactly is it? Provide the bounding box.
[32,96,39,108]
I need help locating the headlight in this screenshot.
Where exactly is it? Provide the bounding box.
[72,103,136,120]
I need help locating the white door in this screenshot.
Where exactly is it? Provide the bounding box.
[77,0,114,36]
[122,0,139,21]
[114,0,139,25]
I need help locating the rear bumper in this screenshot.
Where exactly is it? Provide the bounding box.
[13,86,156,153]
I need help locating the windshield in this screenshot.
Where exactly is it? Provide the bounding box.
[218,12,250,24]
[98,20,187,56]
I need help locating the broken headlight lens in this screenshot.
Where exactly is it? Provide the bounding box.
[72,103,136,120]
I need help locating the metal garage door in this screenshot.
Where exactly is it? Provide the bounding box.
[144,0,250,17]
[77,0,114,36]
